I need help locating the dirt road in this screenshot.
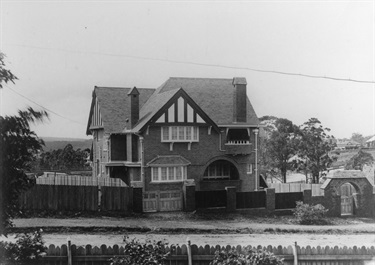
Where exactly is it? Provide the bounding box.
[5,214,375,248]
[3,233,374,248]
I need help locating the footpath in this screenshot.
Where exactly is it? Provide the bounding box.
[11,215,375,234]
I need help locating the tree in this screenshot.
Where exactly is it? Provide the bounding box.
[261,117,300,183]
[296,118,336,184]
[345,149,374,170]
[350,133,365,146]
[33,144,90,171]
[0,52,48,234]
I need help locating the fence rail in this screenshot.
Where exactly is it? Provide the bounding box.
[268,183,324,196]
[39,243,375,265]
[36,174,128,187]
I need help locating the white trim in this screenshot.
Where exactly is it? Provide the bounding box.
[161,126,199,142]
[150,165,186,183]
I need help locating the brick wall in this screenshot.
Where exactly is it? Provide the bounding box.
[142,125,256,192]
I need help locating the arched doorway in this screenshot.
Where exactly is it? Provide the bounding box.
[340,183,356,216]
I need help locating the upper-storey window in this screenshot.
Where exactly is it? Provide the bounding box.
[161,126,199,142]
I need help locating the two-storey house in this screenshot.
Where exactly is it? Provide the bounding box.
[86,77,261,211]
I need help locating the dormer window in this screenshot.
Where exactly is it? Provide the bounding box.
[161,126,199,142]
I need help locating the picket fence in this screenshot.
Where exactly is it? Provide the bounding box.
[268,183,324,196]
[39,243,375,265]
[36,174,128,187]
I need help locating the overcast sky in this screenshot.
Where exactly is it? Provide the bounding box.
[0,1,374,139]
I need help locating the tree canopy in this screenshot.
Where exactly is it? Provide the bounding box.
[0,52,48,234]
[259,116,300,183]
[296,118,336,183]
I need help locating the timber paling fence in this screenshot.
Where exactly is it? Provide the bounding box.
[19,185,133,212]
[39,243,375,265]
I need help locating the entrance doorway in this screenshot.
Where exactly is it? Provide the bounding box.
[340,183,356,216]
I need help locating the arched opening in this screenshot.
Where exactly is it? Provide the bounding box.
[203,159,239,180]
[340,183,357,216]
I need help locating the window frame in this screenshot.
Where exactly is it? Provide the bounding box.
[151,166,186,182]
[161,126,199,142]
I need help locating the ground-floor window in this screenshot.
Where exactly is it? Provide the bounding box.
[203,160,239,180]
[151,166,186,182]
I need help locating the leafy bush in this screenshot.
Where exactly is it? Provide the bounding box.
[0,230,46,264]
[293,201,329,225]
[210,247,283,265]
[109,236,174,265]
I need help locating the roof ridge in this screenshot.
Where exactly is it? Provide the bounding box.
[168,77,233,81]
[95,86,155,90]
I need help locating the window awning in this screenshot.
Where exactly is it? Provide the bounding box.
[147,155,191,167]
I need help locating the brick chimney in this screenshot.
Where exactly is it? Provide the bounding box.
[232,77,247,122]
[128,87,140,128]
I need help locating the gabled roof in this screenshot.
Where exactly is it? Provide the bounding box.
[86,86,155,134]
[147,155,191,166]
[87,77,259,135]
[153,77,259,126]
[132,87,220,133]
[366,135,375,143]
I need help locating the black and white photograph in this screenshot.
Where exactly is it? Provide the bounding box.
[0,0,374,264]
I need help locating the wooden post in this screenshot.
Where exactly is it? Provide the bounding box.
[67,237,72,265]
[187,238,192,265]
[292,241,298,265]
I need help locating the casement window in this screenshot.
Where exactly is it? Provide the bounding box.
[151,166,186,182]
[203,160,239,180]
[247,164,253,174]
[204,163,230,179]
[161,126,199,142]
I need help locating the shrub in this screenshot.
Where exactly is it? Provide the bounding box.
[0,230,46,264]
[210,247,284,265]
[109,236,175,265]
[293,201,329,225]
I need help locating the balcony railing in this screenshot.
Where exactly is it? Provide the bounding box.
[225,140,250,145]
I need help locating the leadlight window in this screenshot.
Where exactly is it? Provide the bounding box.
[161,126,199,142]
[151,166,186,182]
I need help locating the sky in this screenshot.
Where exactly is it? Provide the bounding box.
[0,0,374,140]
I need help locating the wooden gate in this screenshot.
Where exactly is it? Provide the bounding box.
[143,192,157,212]
[143,190,182,212]
[341,195,353,215]
[340,183,354,216]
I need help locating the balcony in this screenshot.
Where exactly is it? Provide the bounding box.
[224,142,252,155]
[226,140,250,145]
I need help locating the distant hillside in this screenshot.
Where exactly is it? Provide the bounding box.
[41,137,92,151]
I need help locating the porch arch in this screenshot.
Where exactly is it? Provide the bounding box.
[201,156,240,181]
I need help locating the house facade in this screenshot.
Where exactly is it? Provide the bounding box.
[86,77,260,211]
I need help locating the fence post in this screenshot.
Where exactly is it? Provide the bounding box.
[292,242,298,265]
[183,183,196,212]
[187,238,192,265]
[303,189,312,205]
[265,188,275,212]
[67,237,72,265]
[225,187,236,212]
